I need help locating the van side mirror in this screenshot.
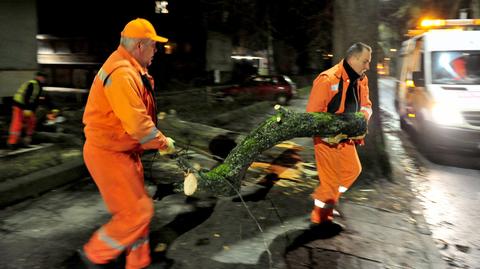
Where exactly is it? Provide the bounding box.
[412,71,425,87]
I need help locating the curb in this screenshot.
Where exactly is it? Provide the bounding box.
[0,157,87,208]
[382,110,446,267]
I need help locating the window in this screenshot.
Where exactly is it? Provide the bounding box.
[431,51,480,84]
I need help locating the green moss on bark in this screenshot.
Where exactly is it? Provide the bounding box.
[176,107,367,196]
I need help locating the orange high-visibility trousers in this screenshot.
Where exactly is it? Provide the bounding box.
[312,140,361,222]
[7,106,36,145]
[83,142,153,269]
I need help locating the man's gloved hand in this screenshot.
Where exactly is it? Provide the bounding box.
[47,109,60,121]
[23,110,34,117]
[159,137,176,155]
[322,133,348,145]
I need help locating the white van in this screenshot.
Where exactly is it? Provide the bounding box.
[395,19,480,154]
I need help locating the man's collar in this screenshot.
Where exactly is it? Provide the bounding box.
[117,45,148,75]
[343,60,360,81]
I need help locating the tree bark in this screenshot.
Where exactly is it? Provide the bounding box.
[174,106,367,196]
[473,0,480,18]
[333,0,391,179]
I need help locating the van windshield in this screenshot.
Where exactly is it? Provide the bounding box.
[431,51,480,85]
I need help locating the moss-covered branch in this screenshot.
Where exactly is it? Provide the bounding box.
[175,106,367,196]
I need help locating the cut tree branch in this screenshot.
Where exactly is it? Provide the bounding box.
[174,105,367,197]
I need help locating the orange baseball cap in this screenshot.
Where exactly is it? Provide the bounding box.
[121,18,168,43]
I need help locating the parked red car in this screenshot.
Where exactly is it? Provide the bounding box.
[219,75,297,105]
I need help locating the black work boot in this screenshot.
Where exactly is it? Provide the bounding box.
[6,143,19,151]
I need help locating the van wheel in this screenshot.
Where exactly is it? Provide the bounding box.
[416,117,442,163]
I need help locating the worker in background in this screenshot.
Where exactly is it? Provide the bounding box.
[79,18,175,269]
[306,42,373,228]
[451,56,467,80]
[7,71,48,149]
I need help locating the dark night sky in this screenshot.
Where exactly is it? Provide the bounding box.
[37,0,177,39]
[34,0,334,79]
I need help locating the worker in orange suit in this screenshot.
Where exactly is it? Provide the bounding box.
[7,71,47,149]
[306,42,373,227]
[80,18,175,269]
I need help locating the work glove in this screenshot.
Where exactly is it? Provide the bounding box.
[47,109,60,120]
[159,137,176,155]
[23,110,34,117]
[321,133,348,145]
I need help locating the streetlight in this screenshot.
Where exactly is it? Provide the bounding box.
[155,1,169,14]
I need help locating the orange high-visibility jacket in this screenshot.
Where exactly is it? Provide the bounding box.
[83,45,168,152]
[306,60,372,143]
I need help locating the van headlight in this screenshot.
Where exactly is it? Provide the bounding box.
[431,103,464,126]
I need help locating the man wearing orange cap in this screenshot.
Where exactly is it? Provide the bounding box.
[80,18,175,269]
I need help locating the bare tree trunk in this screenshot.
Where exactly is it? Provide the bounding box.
[448,0,465,18]
[472,0,480,17]
[333,0,391,178]
[266,11,275,75]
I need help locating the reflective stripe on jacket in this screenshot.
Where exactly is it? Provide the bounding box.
[83,45,168,152]
[13,80,41,110]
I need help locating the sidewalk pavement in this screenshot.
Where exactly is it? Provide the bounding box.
[0,98,447,269]
[143,136,446,269]
[160,194,444,269]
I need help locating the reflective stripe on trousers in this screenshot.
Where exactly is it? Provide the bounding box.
[314,186,348,208]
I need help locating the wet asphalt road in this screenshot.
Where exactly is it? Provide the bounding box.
[380,77,480,268]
